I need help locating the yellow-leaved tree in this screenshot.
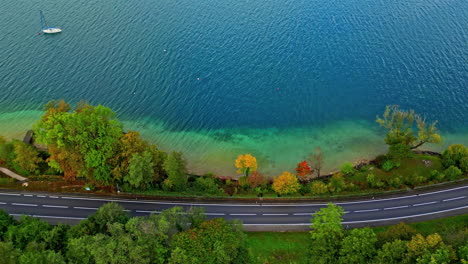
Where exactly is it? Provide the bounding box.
[272,171,300,195]
[234,154,257,176]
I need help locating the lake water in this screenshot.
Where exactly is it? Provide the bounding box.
[1,0,467,176]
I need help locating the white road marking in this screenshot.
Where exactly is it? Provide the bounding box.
[42,205,68,209]
[12,203,38,207]
[242,205,468,225]
[384,205,408,210]
[413,201,438,207]
[9,213,85,220]
[0,193,20,196]
[354,209,379,213]
[136,210,159,213]
[73,207,98,210]
[262,213,288,216]
[293,213,316,216]
[0,202,6,205]
[230,213,256,216]
[49,196,59,199]
[23,195,33,197]
[205,213,226,216]
[37,195,46,198]
[443,196,465,202]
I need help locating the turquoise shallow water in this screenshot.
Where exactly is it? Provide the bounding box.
[0,0,467,176]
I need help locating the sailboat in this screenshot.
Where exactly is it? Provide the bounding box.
[40,10,62,34]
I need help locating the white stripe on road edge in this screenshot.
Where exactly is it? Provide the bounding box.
[12,203,38,207]
[9,214,85,220]
[0,202,6,205]
[49,196,59,199]
[136,210,159,213]
[43,205,68,209]
[354,209,379,213]
[37,195,46,198]
[443,196,465,202]
[205,213,226,216]
[413,201,438,207]
[73,207,98,210]
[230,213,256,216]
[241,205,468,226]
[262,213,288,216]
[384,205,408,210]
[23,195,33,197]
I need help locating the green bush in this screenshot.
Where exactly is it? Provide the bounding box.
[460,157,468,173]
[444,166,462,181]
[367,174,384,188]
[193,177,222,195]
[388,143,412,160]
[340,162,355,175]
[310,181,328,195]
[429,170,445,182]
[387,176,402,188]
[328,174,346,193]
[238,176,250,190]
[442,144,468,169]
[382,160,395,172]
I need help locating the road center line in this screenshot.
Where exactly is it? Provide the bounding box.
[262,213,288,216]
[12,203,38,207]
[354,209,379,213]
[293,213,316,216]
[413,201,438,207]
[230,213,256,216]
[43,205,68,209]
[73,207,98,210]
[0,193,20,196]
[37,195,46,198]
[205,213,226,216]
[49,196,59,199]
[443,196,466,202]
[384,205,408,210]
[23,195,33,197]
[0,202,6,205]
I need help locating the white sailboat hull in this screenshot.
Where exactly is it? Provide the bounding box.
[42,27,62,34]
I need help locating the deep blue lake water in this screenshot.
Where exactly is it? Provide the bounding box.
[1,0,467,175]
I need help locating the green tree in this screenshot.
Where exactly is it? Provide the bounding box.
[0,241,20,264]
[34,101,123,183]
[19,250,66,264]
[309,203,345,264]
[376,105,442,151]
[163,152,187,191]
[0,209,17,239]
[169,218,249,264]
[338,228,377,264]
[4,216,51,249]
[374,239,408,264]
[125,151,154,189]
[442,144,468,170]
[13,141,42,174]
[377,222,417,247]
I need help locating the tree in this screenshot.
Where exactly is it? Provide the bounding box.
[309,147,324,178]
[296,161,312,181]
[234,154,257,177]
[339,162,355,175]
[34,101,123,183]
[374,239,408,264]
[272,171,300,195]
[406,233,455,263]
[247,171,265,188]
[442,144,468,170]
[13,141,42,174]
[163,152,187,191]
[125,151,154,189]
[309,203,345,264]
[0,241,20,264]
[377,222,416,247]
[169,218,249,264]
[0,209,17,239]
[310,181,328,195]
[19,250,66,264]
[4,216,51,250]
[328,174,346,193]
[376,105,442,150]
[338,228,377,264]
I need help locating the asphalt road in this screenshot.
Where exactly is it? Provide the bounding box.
[0,185,467,231]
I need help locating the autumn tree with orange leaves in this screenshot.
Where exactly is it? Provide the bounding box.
[272,171,301,195]
[296,160,312,181]
[234,154,257,176]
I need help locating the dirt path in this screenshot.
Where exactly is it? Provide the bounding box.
[0,167,27,181]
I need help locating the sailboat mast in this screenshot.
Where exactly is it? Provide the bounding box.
[39,10,47,30]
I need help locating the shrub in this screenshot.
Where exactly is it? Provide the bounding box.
[310,181,328,195]
[460,157,468,173]
[382,160,396,172]
[377,222,417,247]
[387,176,402,188]
[367,173,384,188]
[162,179,174,191]
[444,166,462,181]
[272,172,300,195]
[193,177,221,195]
[388,143,412,160]
[340,162,355,175]
[328,174,346,193]
[247,171,265,188]
[442,144,468,168]
[429,170,445,182]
